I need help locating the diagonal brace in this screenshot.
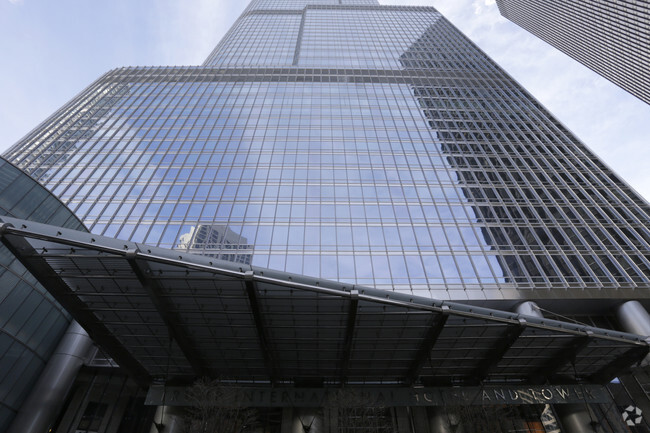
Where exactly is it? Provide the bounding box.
[528,332,592,383]
[471,318,526,384]
[589,344,650,384]
[126,250,207,377]
[405,306,449,385]
[0,227,150,384]
[244,271,277,383]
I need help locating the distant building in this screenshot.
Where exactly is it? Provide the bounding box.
[178,225,252,264]
[3,0,650,432]
[496,0,650,105]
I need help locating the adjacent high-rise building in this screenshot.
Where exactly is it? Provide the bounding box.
[496,0,650,105]
[3,0,650,431]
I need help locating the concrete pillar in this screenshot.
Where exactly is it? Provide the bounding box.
[7,320,94,433]
[428,407,452,433]
[150,406,185,433]
[556,404,597,433]
[514,301,543,318]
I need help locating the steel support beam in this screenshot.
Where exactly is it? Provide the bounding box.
[471,319,526,384]
[244,271,277,382]
[529,333,592,384]
[589,345,649,384]
[3,218,649,387]
[0,227,151,383]
[340,290,358,384]
[405,306,449,385]
[127,251,207,377]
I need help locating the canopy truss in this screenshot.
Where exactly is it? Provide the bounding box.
[1,217,647,387]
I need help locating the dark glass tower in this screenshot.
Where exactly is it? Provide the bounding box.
[3,0,650,431]
[496,0,650,105]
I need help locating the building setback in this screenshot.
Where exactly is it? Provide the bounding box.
[496,0,650,105]
[3,0,650,431]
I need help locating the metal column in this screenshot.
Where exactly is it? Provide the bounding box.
[615,300,650,425]
[555,404,597,433]
[428,406,452,433]
[411,406,429,433]
[150,406,185,433]
[515,303,596,432]
[395,407,411,433]
[616,300,650,367]
[616,300,650,336]
[7,320,94,433]
[282,408,293,433]
[515,301,544,318]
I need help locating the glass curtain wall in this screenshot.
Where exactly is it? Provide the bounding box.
[4,0,650,304]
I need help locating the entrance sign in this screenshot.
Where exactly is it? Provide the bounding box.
[146,385,611,407]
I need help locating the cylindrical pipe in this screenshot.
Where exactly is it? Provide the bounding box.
[515,301,596,433]
[428,406,452,433]
[514,301,543,318]
[556,404,597,433]
[616,300,650,366]
[150,406,185,433]
[615,300,650,336]
[7,320,94,433]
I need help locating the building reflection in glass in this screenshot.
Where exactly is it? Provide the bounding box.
[177,224,253,264]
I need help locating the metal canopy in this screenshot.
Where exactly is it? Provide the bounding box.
[0,216,647,387]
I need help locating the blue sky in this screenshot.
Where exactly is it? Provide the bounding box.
[1,0,649,200]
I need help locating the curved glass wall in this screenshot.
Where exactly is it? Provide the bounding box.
[0,157,86,431]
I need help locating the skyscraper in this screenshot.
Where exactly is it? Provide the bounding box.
[8,0,650,305]
[3,0,650,431]
[496,0,650,105]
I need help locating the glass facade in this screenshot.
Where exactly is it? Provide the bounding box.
[496,0,650,105]
[0,157,86,432]
[4,0,650,305]
[4,1,650,431]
